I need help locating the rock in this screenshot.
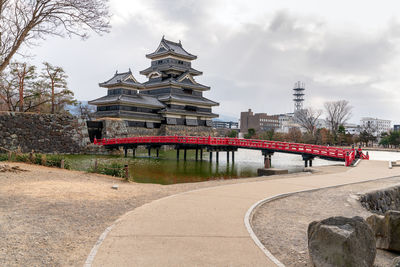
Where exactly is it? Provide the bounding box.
[367,210,400,252]
[111,184,119,190]
[360,186,400,214]
[392,257,400,267]
[308,216,376,267]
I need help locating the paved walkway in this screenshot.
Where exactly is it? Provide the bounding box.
[90,161,400,267]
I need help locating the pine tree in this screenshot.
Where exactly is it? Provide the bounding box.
[41,62,75,114]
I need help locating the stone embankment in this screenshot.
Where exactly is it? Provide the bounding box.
[0,112,217,154]
[360,185,400,214]
[101,119,216,138]
[0,112,90,153]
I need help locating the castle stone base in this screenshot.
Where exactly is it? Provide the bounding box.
[98,119,216,139]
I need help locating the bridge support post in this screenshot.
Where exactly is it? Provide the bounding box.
[216,151,219,163]
[177,148,180,160]
[302,155,315,168]
[132,148,136,157]
[209,151,212,162]
[232,151,235,163]
[124,146,128,158]
[200,149,203,161]
[195,148,198,161]
[227,151,229,163]
[262,150,274,169]
[156,148,159,158]
[148,147,151,157]
[264,155,271,168]
[184,149,187,161]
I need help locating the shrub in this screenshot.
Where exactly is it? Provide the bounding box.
[33,154,43,165]
[41,154,47,166]
[0,153,8,161]
[45,155,70,169]
[15,154,30,163]
[90,162,126,178]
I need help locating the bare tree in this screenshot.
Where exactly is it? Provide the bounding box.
[0,70,16,111]
[324,100,352,134]
[294,107,322,135]
[78,102,96,120]
[0,0,110,72]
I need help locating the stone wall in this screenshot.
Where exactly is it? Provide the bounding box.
[0,112,90,154]
[127,127,160,137]
[99,118,216,138]
[360,186,400,214]
[101,119,129,138]
[100,120,161,138]
[160,125,216,136]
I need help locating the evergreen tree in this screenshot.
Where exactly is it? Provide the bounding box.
[41,62,75,114]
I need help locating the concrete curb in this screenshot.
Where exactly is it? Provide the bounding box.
[244,174,400,267]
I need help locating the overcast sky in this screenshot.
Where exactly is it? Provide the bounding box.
[30,0,400,124]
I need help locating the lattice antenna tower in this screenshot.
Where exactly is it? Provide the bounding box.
[293,81,305,112]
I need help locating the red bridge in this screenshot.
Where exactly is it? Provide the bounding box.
[94,136,369,167]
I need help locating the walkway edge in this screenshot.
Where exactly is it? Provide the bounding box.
[244,174,400,267]
[83,185,233,267]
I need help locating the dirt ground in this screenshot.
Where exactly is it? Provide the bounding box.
[251,176,400,267]
[0,162,342,266]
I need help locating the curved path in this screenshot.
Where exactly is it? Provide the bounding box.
[89,161,400,267]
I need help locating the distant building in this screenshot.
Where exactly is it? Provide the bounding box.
[344,123,361,135]
[212,120,239,129]
[360,117,391,136]
[240,109,280,133]
[276,113,300,133]
[89,37,219,129]
[394,125,400,132]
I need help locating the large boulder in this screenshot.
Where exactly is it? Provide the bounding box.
[308,216,376,267]
[367,210,400,251]
[392,257,400,267]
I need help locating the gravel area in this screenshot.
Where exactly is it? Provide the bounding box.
[0,161,335,266]
[251,176,400,267]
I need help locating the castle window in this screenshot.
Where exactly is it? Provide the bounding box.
[185,105,197,112]
[183,88,193,95]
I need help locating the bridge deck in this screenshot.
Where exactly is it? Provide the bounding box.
[94,136,369,166]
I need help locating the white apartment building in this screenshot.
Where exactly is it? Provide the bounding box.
[360,117,391,136]
[276,113,303,133]
[344,123,361,135]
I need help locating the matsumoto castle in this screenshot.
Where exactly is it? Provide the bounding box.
[89,37,219,129]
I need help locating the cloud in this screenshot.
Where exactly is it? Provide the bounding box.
[28,1,400,124]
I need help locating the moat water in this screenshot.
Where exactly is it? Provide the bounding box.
[65,149,400,185]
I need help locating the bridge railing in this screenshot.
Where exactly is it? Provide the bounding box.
[94,136,361,161]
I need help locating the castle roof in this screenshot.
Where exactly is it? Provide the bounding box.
[157,94,219,106]
[99,70,143,88]
[89,94,165,108]
[140,65,202,76]
[146,37,197,60]
[142,73,210,91]
[159,108,219,118]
